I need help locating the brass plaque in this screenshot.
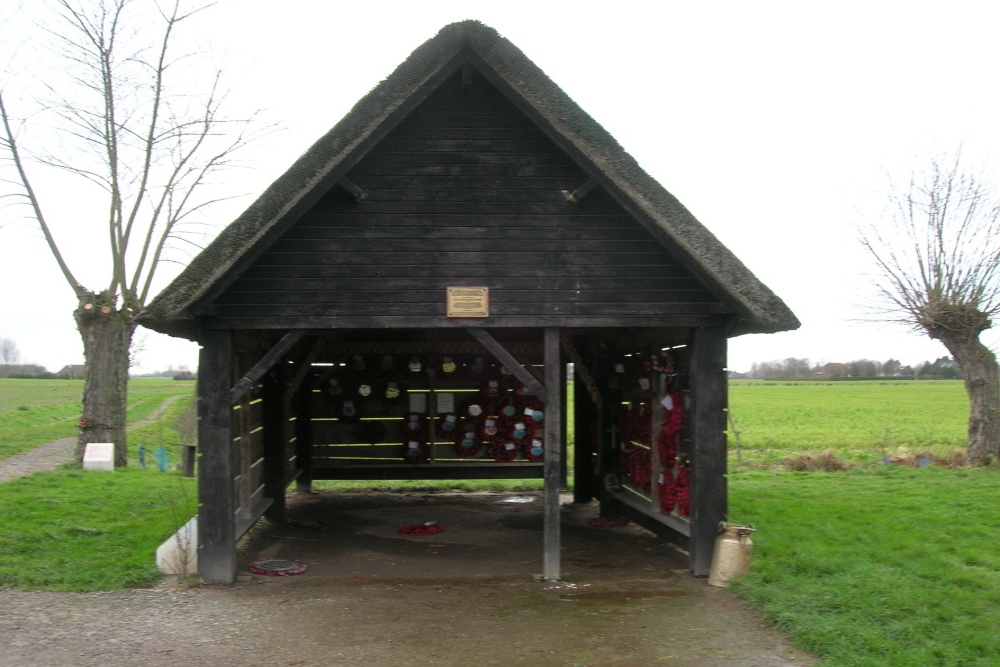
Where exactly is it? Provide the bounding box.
[447,286,489,318]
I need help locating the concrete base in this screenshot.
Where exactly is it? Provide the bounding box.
[156,517,198,575]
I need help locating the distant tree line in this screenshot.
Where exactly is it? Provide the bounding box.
[731,356,964,380]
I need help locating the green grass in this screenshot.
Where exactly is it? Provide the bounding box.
[0,465,197,590]
[728,380,968,467]
[0,378,194,460]
[0,382,198,590]
[729,466,1000,666]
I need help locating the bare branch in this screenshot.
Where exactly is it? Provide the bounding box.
[0,91,86,296]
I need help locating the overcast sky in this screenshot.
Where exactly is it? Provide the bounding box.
[2,0,999,374]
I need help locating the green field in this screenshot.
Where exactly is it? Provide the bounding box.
[728,380,968,467]
[0,378,195,461]
[730,467,1000,665]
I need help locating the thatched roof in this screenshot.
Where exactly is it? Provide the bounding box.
[138,20,799,339]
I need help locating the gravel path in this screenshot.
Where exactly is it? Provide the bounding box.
[0,395,183,483]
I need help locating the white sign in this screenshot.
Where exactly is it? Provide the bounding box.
[82,442,114,472]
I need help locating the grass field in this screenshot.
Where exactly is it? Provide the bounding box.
[0,378,195,460]
[729,466,1000,666]
[0,381,197,590]
[728,380,968,467]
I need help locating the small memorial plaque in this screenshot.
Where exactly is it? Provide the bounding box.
[447,286,489,318]
[83,442,115,472]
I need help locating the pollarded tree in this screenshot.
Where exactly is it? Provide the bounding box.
[0,0,265,466]
[859,154,1000,464]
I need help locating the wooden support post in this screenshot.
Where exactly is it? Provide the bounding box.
[560,364,568,489]
[572,371,590,502]
[689,327,728,577]
[197,329,237,585]
[296,379,314,492]
[262,362,288,523]
[542,327,563,581]
[179,444,196,477]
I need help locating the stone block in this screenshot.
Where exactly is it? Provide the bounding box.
[156,516,198,575]
[82,442,115,471]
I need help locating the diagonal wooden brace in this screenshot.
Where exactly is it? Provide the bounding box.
[229,330,306,404]
[467,328,547,403]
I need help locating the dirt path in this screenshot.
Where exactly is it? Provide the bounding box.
[0,491,815,667]
[0,395,183,483]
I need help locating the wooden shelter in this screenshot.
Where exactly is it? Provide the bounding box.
[138,21,798,585]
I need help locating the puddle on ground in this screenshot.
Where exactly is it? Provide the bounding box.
[558,589,690,602]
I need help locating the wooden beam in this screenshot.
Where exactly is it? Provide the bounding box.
[572,371,597,503]
[467,328,547,402]
[197,329,237,585]
[295,385,314,493]
[560,334,601,406]
[338,177,366,202]
[542,327,563,581]
[229,330,305,404]
[688,327,729,577]
[262,363,288,524]
[284,337,324,403]
[566,177,598,204]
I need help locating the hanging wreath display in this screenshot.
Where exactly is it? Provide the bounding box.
[490,435,520,462]
[436,412,459,438]
[402,437,430,463]
[658,467,676,513]
[675,461,691,516]
[453,427,485,458]
[620,445,652,492]
[440,355,459,375]
[402,412,426,435]
[382,380,406,407]
[338,398,363,425]
[459,397,487,421]
[522,435,545,462]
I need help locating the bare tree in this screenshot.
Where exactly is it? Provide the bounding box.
[0,0,264,466]
[858,153,1000,464]
[0,337,20,365]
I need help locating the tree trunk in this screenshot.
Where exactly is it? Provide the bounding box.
[74,298,135,467]
[939,335,1000,465]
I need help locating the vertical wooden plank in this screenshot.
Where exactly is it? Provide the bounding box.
[197,328,237,585]
[263,361,288,523]
[649,372,666,513]
[572,370,595,503]
[559,364,568,489]
[689,327,728,577]
[543,327,563,581]
[296,385,314,492]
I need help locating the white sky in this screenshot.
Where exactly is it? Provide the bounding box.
[1,0,999,374]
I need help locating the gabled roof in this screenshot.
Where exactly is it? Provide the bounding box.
[138,20,799,339]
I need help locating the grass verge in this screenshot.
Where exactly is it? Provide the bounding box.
[728,466,1000,666]
[0,465,197,590]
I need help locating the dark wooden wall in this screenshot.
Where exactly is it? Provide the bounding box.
[210,69,724,330]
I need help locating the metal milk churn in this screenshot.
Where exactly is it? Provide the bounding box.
[708,522,756,587]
